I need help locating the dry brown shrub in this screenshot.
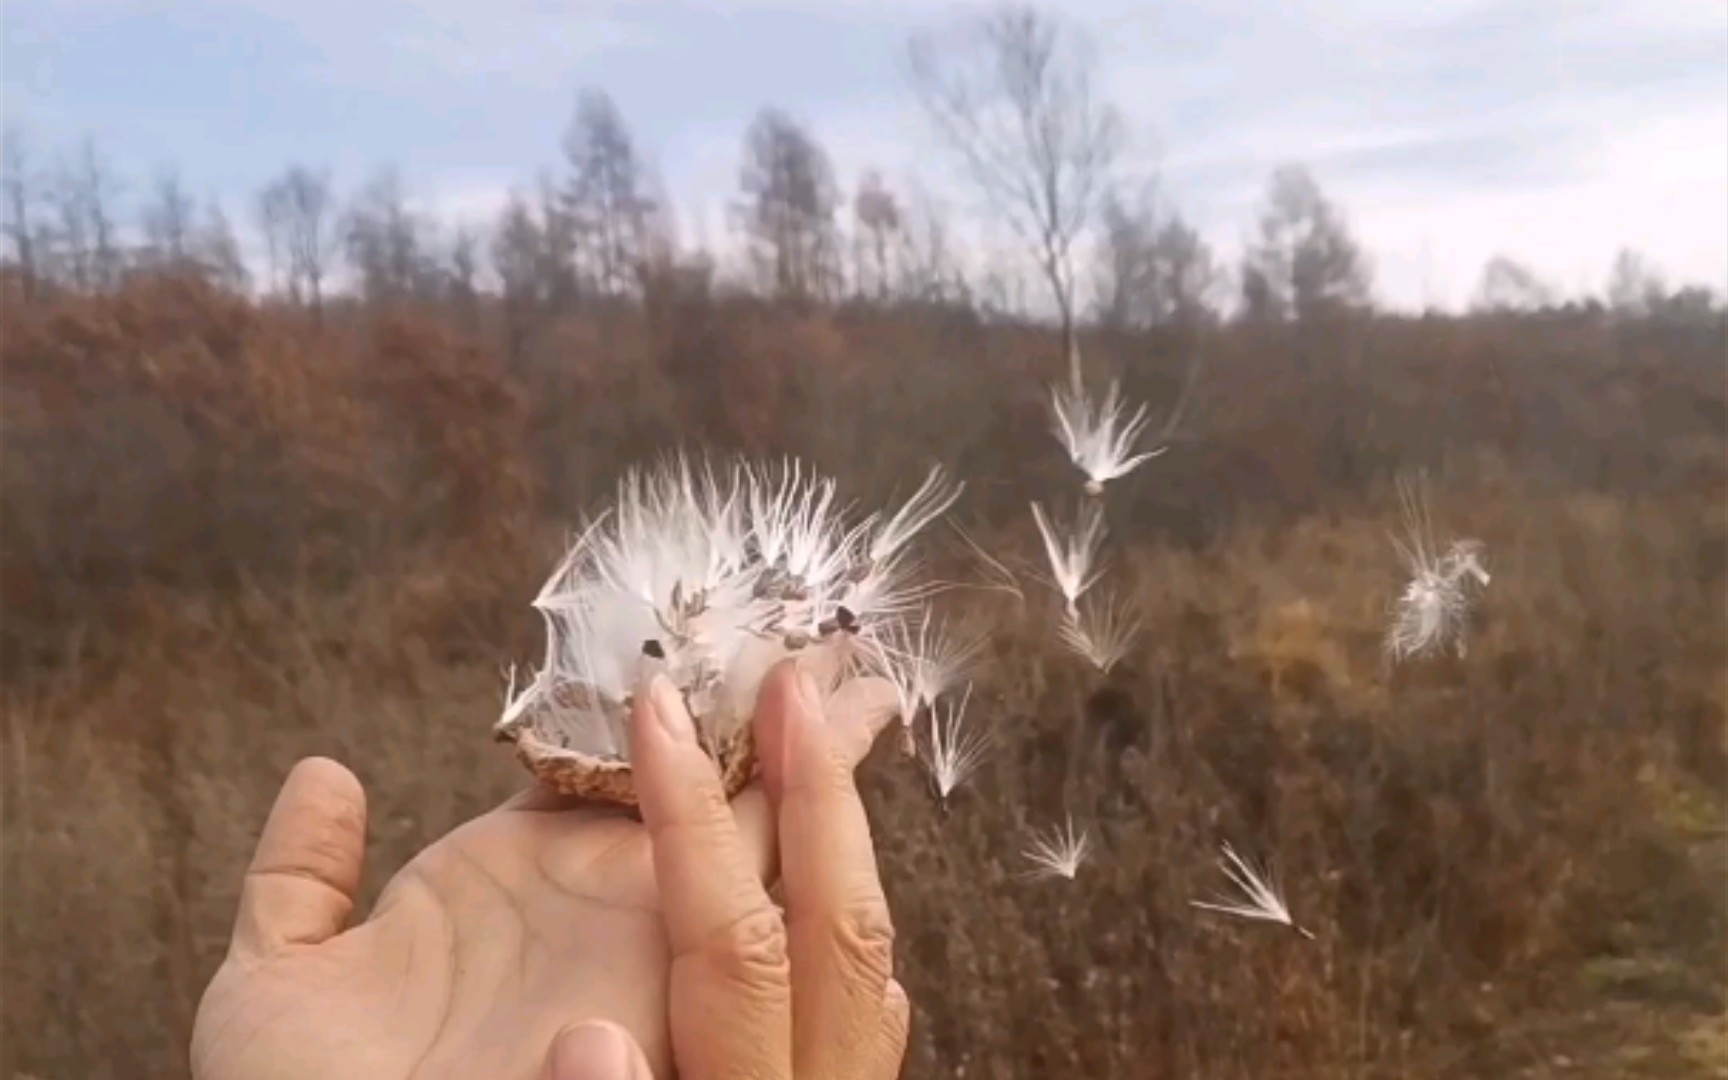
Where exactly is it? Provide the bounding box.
[4,278,1724,1078]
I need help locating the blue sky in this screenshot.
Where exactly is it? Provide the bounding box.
[5,0,1725,309]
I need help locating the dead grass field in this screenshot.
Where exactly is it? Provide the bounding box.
[3,274,1725,1078]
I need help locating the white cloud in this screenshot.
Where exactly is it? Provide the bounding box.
[12,0,1722,312]
[386,16,645,84]
[1348,96,1728,309]
[422,180,516,228]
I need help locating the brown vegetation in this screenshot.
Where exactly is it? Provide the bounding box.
[3,269,1725,1079]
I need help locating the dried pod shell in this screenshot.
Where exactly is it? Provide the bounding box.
[497,715,758,807]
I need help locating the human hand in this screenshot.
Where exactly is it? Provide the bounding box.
[190,661,898,1080]
[593,661,912,1079]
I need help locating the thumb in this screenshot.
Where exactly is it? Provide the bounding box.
[232,756,367,958]
[541,1021,654,1080]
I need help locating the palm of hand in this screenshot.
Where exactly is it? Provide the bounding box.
[193,797,689,1080]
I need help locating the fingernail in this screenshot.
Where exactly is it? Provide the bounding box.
[795,667,825,719]
[794,668,826,751]
[650,675,696,745]
[549,1021,631,1080]
[780,666,825,782]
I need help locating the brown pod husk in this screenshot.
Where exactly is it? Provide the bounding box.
[499,717,759,807]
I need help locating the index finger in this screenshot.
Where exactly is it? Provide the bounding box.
[629,675,791,1080]
[756,662,901,1079]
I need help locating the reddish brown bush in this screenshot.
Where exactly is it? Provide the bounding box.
[3,276,1724,1078]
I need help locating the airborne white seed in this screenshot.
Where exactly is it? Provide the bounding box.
[1021,815,1094,881]
[1190,841,1315,939]
[920,684,990,801]
[1385,474,1491,662]
[1056,591,1144,673]
[1048,375,1166,494]
[1030,499,1107,615]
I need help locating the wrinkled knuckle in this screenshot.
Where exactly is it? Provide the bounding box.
[682,775,733,825]
[823,742,862,792]
[306,814,363,872]
[832,895,896,987]
[877,1004,912,1066]
[321,773,367,827]
[651,778,734,846]
[705,903,791,991]
[785,742,861,802]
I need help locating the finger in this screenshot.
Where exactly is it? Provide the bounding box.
[744,671,895,892]
[233,756,367,958]
[504,779,776,883]
[867,979,912,1080]
[755,662,897,1080]
[541,1021,654,1080]
[500,771,778,923]
[503,784,628,814]
[629,674,791,1080]
[755,671,898,807]
[726,786,777,883]
[822,673,902,771]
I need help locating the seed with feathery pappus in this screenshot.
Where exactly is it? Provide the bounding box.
[868,609,984,730]
[495,454,966,803]
[1385,473,1492,663]
[1048,376,1166,495]
[1030,499,1107,615]
[1190,841,1315,939]
[1021,815,1094,881]
[1056,590,1143,673]
[919,684,989,807]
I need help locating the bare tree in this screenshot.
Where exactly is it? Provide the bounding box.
[142,167,197,271]
[51,138,125,291]
[79,139,124,289]
[1606,247,1668,316]
[1649,285,1720,322]
[197,198,249,292]
[2,126,46,295]
[891,180,965,306]
[1095,186,1152,330]
[536,170,581,312]
[1240,164,1370,324]
[736,108,841,303]
[1239,264,1281,325]
[53,169,94,290]
[448,222,481,329]
[1471,255,1556,313]
[493,192,546,364]
[256,196,282,294]
[344,166,437,305]
[257,165,337,313]
[1095,182,1219,331]
[908,3,1122,381]
[852,169,901,303]
[563,88,656,300]
[1149,217,1217,326]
